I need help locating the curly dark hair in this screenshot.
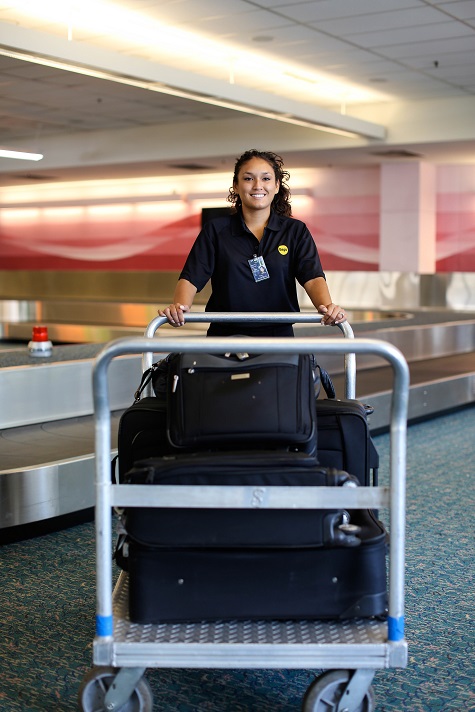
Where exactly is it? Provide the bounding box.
[227,149,292,217]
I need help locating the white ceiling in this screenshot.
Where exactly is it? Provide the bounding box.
[0,0,475,186]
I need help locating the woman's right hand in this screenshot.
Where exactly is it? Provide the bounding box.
[158,303,190,327]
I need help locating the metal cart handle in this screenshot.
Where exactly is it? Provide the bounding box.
[143,312,356,399]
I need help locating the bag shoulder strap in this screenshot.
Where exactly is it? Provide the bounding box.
[134,362,160,403]
[316,364,336,399]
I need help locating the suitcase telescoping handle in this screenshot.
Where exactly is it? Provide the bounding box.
[142,312,356,399]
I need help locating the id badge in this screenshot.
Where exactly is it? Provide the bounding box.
[248,255,270,282]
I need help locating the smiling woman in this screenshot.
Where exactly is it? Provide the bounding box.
[159,149,347,336]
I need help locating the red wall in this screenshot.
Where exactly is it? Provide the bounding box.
[1,165,474,272]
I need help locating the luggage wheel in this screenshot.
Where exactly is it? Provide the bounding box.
[302,669,375,712]
[78,666,153,711]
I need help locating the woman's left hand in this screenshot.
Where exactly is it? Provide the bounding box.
[318,303,347,326]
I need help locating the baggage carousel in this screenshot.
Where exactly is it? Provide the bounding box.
[0,300,474,542]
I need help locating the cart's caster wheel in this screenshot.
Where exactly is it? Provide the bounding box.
[79,666,153,712]
[302,670,375,712]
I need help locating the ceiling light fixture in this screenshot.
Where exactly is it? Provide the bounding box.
[0,148,43,161]
[0,47,381,139]
[4,0,386,105]
[0,0,387,140]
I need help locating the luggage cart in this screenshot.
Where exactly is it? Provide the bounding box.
[79,313,409,712]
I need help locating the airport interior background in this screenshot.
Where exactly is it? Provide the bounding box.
[0,1,474,711]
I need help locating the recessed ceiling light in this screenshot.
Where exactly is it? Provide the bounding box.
[0,148,43,161]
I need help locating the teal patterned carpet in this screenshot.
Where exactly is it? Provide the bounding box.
[1,405,474,711]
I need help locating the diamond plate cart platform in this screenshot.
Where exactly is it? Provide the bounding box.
[79,314,409,711]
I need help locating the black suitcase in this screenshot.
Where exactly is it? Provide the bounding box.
[116,396,171,483]
[316,398,379,486]
[117,451,388,624]
[115,350,318,482]
[166,351,317,450]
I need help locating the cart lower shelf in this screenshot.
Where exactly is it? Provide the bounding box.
[93,572,407,671]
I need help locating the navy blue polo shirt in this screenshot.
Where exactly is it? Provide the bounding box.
[179,210,325,336]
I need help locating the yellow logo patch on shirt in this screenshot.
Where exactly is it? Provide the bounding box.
[278,245,289,255]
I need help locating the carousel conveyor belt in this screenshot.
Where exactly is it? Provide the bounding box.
[1,350,474,474]
[0,353,475,470]
[0,318,474,539]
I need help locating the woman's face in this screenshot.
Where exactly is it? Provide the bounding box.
[234,157,280,215]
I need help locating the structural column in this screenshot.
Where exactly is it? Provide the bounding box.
[379,162,436,273]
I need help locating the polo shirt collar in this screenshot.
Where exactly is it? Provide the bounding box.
[231,209,283,235]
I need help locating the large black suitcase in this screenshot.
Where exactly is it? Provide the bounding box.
[316,398,379,486]
[117,451,388,624]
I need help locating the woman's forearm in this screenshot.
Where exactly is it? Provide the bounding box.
[173,278,197,309]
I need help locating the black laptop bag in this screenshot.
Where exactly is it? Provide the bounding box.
[166,351,317,451]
